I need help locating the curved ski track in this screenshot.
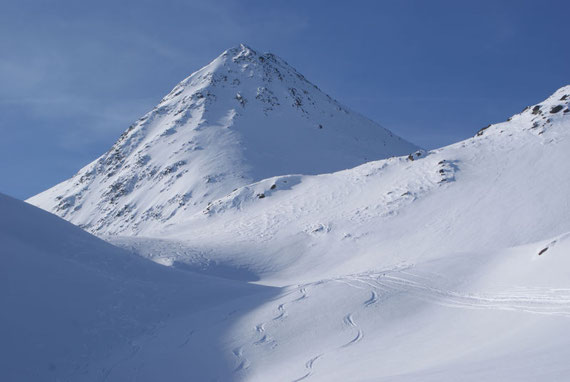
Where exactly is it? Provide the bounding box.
[232,267,570,380]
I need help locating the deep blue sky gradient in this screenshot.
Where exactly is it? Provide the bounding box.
[1,0,568,199]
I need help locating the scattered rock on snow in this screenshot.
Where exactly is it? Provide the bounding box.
[476,125,491,136]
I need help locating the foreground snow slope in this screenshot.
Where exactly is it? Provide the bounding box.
[222,235,570,381]
[81,233,570,382]
[6,194,570,381]
[28,44,418,235]
[0,193,274,381]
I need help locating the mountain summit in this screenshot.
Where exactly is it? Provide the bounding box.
[28,44,418,234]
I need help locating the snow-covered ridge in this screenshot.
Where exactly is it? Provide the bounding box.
[201,149,456,217]
[475,84,569,138]
[191,84,569,229]
[28,43,418,235]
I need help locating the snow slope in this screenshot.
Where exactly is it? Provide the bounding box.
[116,85,570,284]
[98,85,570,380]
[0,192,275,381]
[66,232,570,382]
[28,44,418,235]
[216,235,570,381]
[13,72,570,379]
[6,195,570,381]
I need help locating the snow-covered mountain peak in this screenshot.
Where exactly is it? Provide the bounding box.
[225,43,258,61]
[159,43,343,115]
[29,45,418,235]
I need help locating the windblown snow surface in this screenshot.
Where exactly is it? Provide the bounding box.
[12,46,570,381]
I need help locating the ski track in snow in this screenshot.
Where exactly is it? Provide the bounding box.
[292,354,323,382]
[338,270,570,318]
[293,287,308,302]
[231,265,570,378]
[341,313,363,348]
[291,266,570,379]
[253,318,276,347]
[273,303,287,320]
[235,286,310,375]
[377,274,570,317]
[232,346,250,372]
[364,290,379,307]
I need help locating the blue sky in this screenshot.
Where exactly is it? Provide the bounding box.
[1,0,568,199]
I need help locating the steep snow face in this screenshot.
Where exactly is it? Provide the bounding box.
[28,44,418,235]
[116,85,570,284]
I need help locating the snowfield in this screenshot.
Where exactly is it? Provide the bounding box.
[4,45,570,381]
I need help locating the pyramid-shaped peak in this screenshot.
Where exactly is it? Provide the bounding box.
[29,45,419,235]
[163,44,318,106]
[206,44,300,78]
[223,43,258,58]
